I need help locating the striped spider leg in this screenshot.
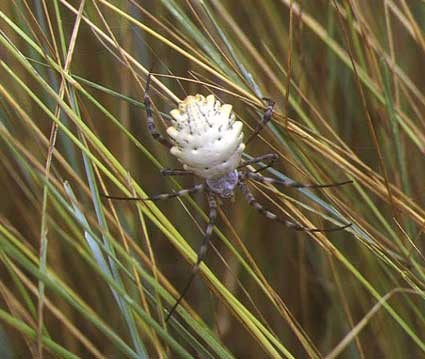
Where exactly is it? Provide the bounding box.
[101,184,205,202]
[160,168,194,176]
[101,184,217,323]
[102,165,351,320]
[243,170,353,189]
[245,98,275,145]
[101,72,351,321]
[238,153,279,173]
[237,155,352,232]
[164,191,217,322]
[144,73,173,149]
[238,169,352,232]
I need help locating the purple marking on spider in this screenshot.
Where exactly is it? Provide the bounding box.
[206,170,239,198]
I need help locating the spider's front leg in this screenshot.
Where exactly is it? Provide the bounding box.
[238,179,351,232]
[165,191,217,322]
[100,184,204,202]
[238,153,279,173]
[240,154,353,188]
[144,73,173,149]
[245,171,353,189]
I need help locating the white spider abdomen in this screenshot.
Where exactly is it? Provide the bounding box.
[167,94,245,179]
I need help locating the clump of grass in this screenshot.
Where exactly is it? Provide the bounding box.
[0,1,424,358]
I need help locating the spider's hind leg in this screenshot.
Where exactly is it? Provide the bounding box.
[160,168,194,177]
[245,98,275,145]
[165,191,218,321]
[144,73,173,149]
[238,180,351,232]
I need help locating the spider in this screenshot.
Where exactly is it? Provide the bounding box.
[104,73,352,321]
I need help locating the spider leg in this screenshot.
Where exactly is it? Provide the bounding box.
[238,181,351,232]
[245,98,275,145]
[244,171,353,189]
[238,153,278,173]
[165,191,217,322]
[144,73,173,149]
[100,184,204,202]
[160,168,194,176]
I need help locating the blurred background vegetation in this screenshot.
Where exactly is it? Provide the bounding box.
[0,0,424,358]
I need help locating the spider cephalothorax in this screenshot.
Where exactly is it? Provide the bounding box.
[104,73,352,321]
